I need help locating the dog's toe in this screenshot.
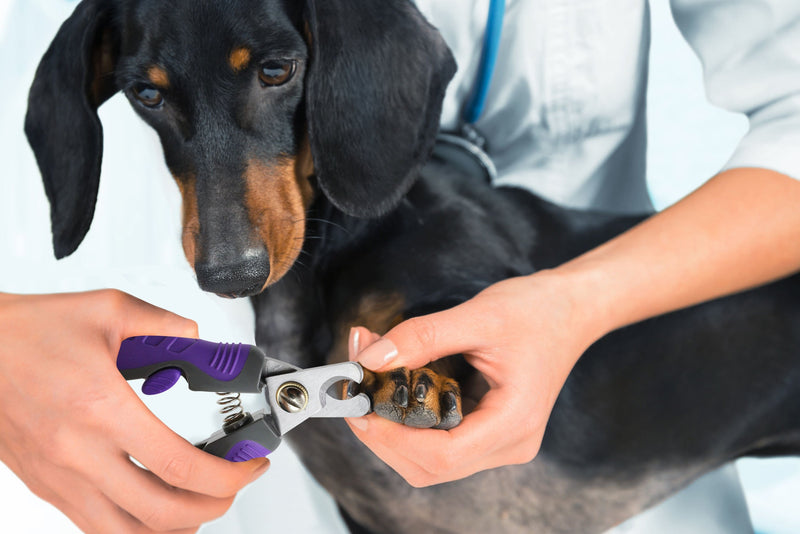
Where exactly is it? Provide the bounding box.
[394,383,410,408]
[405,369,440,427]
[370,368,409,424]
[436,386,462,430]
[361,367,463,429]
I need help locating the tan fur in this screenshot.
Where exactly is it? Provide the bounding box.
[229,47,251,72]
[243,157,313,289]
[147,65,170,89]
[174,175,199,267]
[173,136,314,285]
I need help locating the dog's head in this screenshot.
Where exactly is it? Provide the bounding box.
[25,0,455,297]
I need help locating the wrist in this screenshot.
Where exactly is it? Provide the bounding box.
[531,261,623,346]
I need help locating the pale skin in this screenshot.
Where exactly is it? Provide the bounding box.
[345,167,800,487]
[0,289,269,533]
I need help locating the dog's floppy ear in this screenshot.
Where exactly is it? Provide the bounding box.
[25,0,119,259]
[304,0,456,218]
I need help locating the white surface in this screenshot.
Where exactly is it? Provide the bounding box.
[1,1,798,533]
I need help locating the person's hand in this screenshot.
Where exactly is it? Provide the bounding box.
[345,271,604,487]
[0,290,269,533]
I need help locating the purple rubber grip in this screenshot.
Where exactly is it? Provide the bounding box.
[225,440,271,462]
[117,336,248,389]
[142,368,182,395]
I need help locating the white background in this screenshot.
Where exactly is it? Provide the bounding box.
[0,0,798,533]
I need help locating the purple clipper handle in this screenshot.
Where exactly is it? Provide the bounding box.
[117,336,266,395]
[198,412,281,461]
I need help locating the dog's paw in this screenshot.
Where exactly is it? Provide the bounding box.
[356,367,462,429]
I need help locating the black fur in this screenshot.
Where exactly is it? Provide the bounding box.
[24,0,118,259]
[25,1,800,533]
[305,0,455,217]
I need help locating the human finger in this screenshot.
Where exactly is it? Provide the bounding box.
[351,300,495,371]
[110,392,270,498]
[98,289,200,347]
[347,386,538,485]
[346,414,504,487]
[53,491,141,534]
[348,424,541,487]
[348,326,381,360]
[81,449,239,531]
[32,462,150,534]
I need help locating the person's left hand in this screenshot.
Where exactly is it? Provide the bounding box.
[345,271,604,487]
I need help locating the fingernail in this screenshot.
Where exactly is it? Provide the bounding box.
[348,327,360,361]
[250,459,270,480]
[348,417,369,432]
[354,338,398,370]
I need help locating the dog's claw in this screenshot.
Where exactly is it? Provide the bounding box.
[436,390,462,430]
[442,391,458,413]
[414,382,428,403]
[394,384,409,408]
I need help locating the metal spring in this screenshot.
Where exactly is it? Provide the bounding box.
[216,392,246,425]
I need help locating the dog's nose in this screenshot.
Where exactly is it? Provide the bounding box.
[195,247,270,298]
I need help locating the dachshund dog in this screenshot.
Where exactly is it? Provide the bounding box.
[25,0,800,532]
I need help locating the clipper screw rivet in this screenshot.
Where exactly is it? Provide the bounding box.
[277,382,309,413]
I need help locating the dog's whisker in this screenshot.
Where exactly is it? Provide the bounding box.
[301,217,352,235]
[272,256,306,271]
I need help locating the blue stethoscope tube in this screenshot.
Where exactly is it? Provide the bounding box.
[461,0,505,125]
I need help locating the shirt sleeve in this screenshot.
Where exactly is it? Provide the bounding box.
[670,0,800,180]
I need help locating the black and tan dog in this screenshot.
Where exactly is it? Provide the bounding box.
[25,0,800,532]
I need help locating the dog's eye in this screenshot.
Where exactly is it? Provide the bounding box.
[258,60,296,87]
[132,83,164,108]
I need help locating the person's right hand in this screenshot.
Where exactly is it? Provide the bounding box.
[0,289,269,533]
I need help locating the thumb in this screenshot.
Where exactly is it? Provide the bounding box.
[352,303,483,371]
[101,290,199,346]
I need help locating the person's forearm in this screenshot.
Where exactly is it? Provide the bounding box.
[555,167,800,341]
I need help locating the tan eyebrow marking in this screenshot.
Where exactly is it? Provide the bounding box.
[147,65,170,89]
[229,47,252,72]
